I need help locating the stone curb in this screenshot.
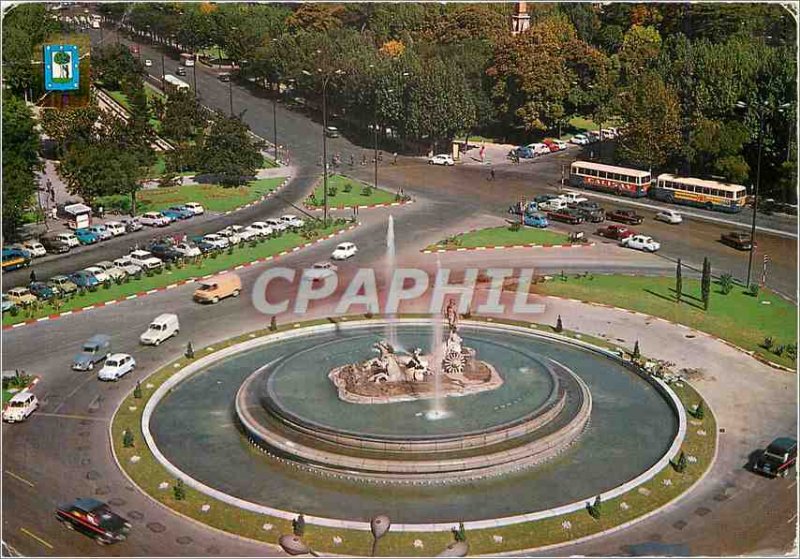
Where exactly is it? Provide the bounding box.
[304,198,414,212]
[136,319,686,533]
[222,176,292,216]
[422,242,595,254]
[541,295,796,373]
[2,224,358,332]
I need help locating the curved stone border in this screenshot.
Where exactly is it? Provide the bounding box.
[222,175,292,216]
[422,242,595,253]
[236,358,589,482]
[138,319,686,531]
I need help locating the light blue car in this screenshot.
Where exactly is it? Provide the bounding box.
[523,211,549,228]
[87,224,112,241]
[1,294,16,313]
[74,228,100,245]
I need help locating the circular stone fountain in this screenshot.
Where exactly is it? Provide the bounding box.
[148,319,680,523]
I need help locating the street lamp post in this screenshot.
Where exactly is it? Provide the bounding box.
[161,53,165,89]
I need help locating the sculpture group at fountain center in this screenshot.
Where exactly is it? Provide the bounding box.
[251,267,548,316]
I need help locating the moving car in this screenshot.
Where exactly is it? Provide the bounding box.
[217,72,231,82]
[93,261,127,281]
[74,228,100,245]
[6,287,38,306]
[303,261,338,283]
[2,391,38,423]
[216,229,242,245]
[428,154,455,166]
[28,282,57,301]
[544,138,568,151]
[161,208,189,221]
[87,224,112,241]
[753,437,797,478]
[183,202,205,215]
[607,209,644,225]
[547,207,585,225]
[55,498,131,545]
[140,313,180,346]
[144,58,153,67]
[48,275,79,296]
[22,240,47,257]
[655,209,683,224]
[526,143,551,156]
[40,234,71,253]
[98,353,136,381]
[128,250,163,270]
[620,234,661,252]
[2,248,31,271]
[596,224,636,241]
[193,273,241,303]
[72,335,112,371]
[175,66,187,76]
[158,211,177,224]
[140,212,170,227]
[720,231,754,251]
[104,221,127,236]
[69,270,100,289]
[331,242,358,260]
[112,257,144,277]
[324,126,340,138]
[223,225,257,242]
[55,231,80,248]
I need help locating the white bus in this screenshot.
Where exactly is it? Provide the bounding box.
[652,174,747,213]
[163,74,190,93]
[569,161,652,198]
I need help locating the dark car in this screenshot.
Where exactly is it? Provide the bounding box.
[607,209,644,225]
[175,66,187,76]
[596,224,636,240]
[217,72,231,82]
[56,498,131,544]
[547,208,584,225]
[720,231,754,251]
[28,281,57,301]
[753,437,797,478]
[148,243,183,262]
[40,234,71,254]
[573,201,605,223]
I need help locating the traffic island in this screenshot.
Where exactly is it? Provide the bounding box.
[305,174,405,209]
[424,226,592,253]
[110,316,716,557]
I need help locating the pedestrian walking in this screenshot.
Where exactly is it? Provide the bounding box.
[51,207,57,220]
[393,152,398,165]
[29,269,37,283]
[479,145,485,163]
[350,154,355,167]
[489,168,496,181]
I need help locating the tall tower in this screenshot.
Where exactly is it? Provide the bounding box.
[510,2,530,35]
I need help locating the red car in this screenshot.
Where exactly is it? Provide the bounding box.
[542,139,565,152]
[607,209,644,225]
[596,224,636,240]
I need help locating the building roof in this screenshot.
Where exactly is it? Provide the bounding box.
[570,160,651,178]
[657,174,746,192]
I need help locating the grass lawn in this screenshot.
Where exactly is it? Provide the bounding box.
[536,274,797,368]
[262,156,279,169]
[111,316,715,557]
[3,222,349,327]
[107,89,163,131]
[427,226,569,251]
[137,178,283,214]
[147,155,197,179]
[307,174,396,208]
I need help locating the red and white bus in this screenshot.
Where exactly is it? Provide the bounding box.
[569,161,652,198]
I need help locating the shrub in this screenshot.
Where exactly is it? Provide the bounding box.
[292,514,305,537]
[102,281,111,290]
[787,344,797,362]
[693,401,704,419]
[774,344,785,357]
[173,479,186,501]
[154,267,163,275]
[124,275,132,284]
[633,340,641,359]
[249,240,258,248]
[88,285,98,293]
[718,273,734,295]
[747,283,760,297]
[452,521,467,542]
[342,183,353,193]
[326,186,338,197]
[122,428,134,448]
[672,451,687,473]
[9,306,19,317]
[133,381,142,399]
[361,186,373,196]
[555,315,563,332]
[508,221,521,232]
[762,336,774,350]
[227,246,234,256]
[269,316,277,331]
[210,251,218,259]
[164,262,172,272]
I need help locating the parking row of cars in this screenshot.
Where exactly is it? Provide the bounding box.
[512,138,569,159]
[1,213,308,314]
[569,128,620,146]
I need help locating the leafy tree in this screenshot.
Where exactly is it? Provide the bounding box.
[176,6,215,54]
[2,96,41,239]
[719,273,734,295]
[198,115,265,185]
[292,514,306,537]
[161,89,206,144]
[40,106,101,152]
[59,142,142,206]
[92,44,145,90]
[701,257,711,311]
[619,25,662,81]
[287,4,345,32]
[2,4,59,96]
[633,340,641,360]
[452,521,467,542]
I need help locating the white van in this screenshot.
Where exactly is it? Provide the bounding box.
[140,313,180,346]
[3,391,38,423]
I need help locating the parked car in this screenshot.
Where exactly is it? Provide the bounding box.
[2,391,38,423]
[331,242,358,260]
[74,228,100,245]
[48,275,79,296]
[191,238,218,254]
[87,224,112,241]
[596,224,636,240]
[303,261,338,283]
[428,154,455,166]
[28,282,57,301]
[193,273,242,303]
[523,211,549,228]
[69,270,100,289]
[122,217,143,232]
[40,234,71,254]
[620,234,661,252]
[324,126,340,138]
[7,287,38,306]
[173,242,201,259]
[246,222,273,237]
[573,201,605,223]
[607,209,644,225]
[112,257,144,277]
[655,209,683,224]
[2,294,17,313]
[281,215,305,228]
[140,212,170,227]
[98,353,136,381]
[202,233,230,250]
[265,218,288,232]
[513,146,535,159]
[223,225,257,242]
[104,221,127,236]
[543,138,568,151]
[560,191,589,205]
[183,202,205,215]
[93,261,126,281]
[526,143,551,156]
[161,208,188,222]
[534,194,558,204]
[1,248,31,271]
[168,206,195,219]
[83,266,110,284]
[22,240,47,257]
[54,231,80,248]
[753,437,797,478]
[128,250,163,270]
[538,198,568,212]
[570,134,590,145]
[720,231,754,251]
[140,313,180,346]
[216,229,241,245]
[72,334,112,371]
[547,208,585,225]
[158,211,177,224]
[147,243,183,262]
[55,498,131,545]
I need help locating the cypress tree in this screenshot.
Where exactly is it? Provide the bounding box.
[676,258,682,303]
[701,257,711,310]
